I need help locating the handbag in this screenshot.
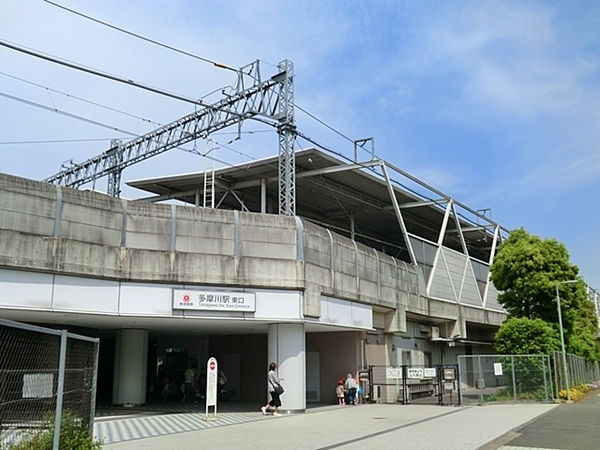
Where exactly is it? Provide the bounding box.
[275,383,284,395]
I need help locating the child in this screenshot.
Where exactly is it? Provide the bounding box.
[335,379,346,405]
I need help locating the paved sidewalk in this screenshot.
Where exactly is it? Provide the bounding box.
[100,403,556,450]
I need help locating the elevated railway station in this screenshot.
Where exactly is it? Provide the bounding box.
[0,146,506,411]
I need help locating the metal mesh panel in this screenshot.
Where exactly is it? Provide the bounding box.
[0,319,98,448]
[62,337,98,423]
[553,351,600,394]
[458,355,552,405]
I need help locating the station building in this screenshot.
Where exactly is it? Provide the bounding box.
[0,148,511,411]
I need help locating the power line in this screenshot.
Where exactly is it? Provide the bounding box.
[0,39,203,105]
[212,129,272,136]
[44,0,237,72]
[295,130,352,162]
[296,104,355,144]
[0,71,162,126]
[0,39,277,130]
[0,91,139,137]
[0,138,118,145]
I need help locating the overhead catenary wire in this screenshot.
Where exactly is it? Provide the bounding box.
[178,134,282,175]
[296,104,355,145]
[44,0,237,72]
[0,71,162,127]
[0,130,273,146]
[0,91,139,137]
[0,39,279,131]
[38,3,362,148]
[3,6,416,213]
[295,130,441,206]
[0,138,120,145]
[3,5,495,240]
[0,39,208,106]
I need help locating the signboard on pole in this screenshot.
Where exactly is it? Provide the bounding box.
[205,357,219,421]
[493,363,503,376]
[407,368,424,379]
[423,367,437,378]
[386,367,403,379]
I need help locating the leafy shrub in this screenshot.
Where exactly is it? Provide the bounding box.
[8,410,102,450]
[558,384,594,402]
[485,387,548,403]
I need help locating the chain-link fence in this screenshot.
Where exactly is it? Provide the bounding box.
[458,355,553,405]
[0,318,99,449]
[553,351,600,395]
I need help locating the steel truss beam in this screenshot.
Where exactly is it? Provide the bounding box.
[44,59,296,214]
[277,60,296,215]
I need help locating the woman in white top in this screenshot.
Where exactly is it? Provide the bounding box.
[261,362,284,417]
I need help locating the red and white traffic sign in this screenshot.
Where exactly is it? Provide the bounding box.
[206,357,218,412]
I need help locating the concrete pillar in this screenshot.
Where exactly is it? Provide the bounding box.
[112,329,148,405]
[261,178,267,213]
[268,323,305,413]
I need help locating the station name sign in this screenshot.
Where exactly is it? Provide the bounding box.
[173,289,256,312]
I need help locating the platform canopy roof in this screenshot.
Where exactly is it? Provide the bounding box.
[127,148,507,264]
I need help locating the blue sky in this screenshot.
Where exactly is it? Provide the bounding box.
[1,0,599,289]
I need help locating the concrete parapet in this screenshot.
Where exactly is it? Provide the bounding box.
[0,173,505,328]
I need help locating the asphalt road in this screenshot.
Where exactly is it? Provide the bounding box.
[504,391,600,450]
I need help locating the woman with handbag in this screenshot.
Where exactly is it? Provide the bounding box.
[261,362,284,417]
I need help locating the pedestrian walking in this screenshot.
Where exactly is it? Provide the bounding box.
[261,362,284,417]
[336,379,346,405]
[345,373,358,405]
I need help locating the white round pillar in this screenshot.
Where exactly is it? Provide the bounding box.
[112,329,148,405]
[268,323,305,413]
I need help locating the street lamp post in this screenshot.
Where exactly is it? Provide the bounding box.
[556,279,578,403]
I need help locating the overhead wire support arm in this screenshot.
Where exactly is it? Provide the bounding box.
[43,60,293,194]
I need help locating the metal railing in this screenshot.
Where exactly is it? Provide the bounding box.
[0,318,99,449]
[367,365,460,406]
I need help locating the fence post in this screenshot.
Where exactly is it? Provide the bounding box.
[456,362,462,406]
[511,355,517,402]
[477,355,483,405]
[457,357,462,406]
[89,340,100,433]
[542,355,549,402]
[402,365,408,404]
[53,330,68,450]
[553,351,560,397]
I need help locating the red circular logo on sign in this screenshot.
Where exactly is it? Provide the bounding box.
[209,360,216,371]
[182,294,191,302]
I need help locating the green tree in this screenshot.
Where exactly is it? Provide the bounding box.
[567,300,599,360]
[494,317,559,397]
[494,317,560,355]
[490,228,599,360]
